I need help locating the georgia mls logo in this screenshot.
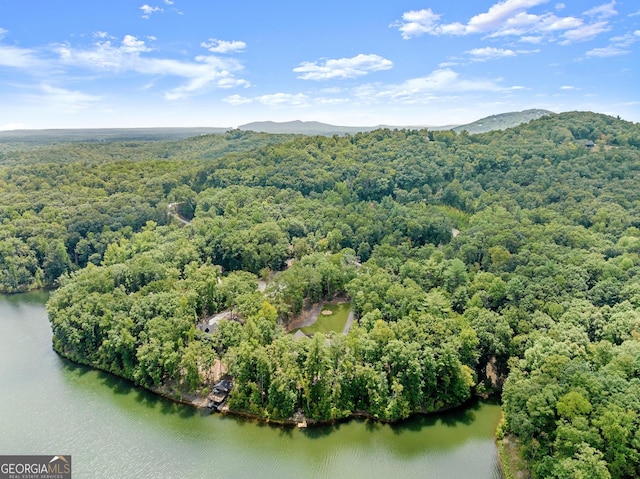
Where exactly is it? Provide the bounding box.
[0,455,72,479]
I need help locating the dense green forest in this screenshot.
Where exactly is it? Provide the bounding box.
[3,112,640,477]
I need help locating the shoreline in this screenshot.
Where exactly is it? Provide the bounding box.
[59,347,494,428]
[496,413,532,479]
[155,380,497,428]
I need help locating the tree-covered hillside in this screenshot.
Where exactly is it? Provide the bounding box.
[3,111,640,477]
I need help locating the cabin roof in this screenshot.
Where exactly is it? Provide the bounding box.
[292,330,308,341]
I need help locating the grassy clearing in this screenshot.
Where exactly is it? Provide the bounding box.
[297,302,351,335]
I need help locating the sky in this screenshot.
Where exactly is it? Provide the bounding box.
[0,0,638,130]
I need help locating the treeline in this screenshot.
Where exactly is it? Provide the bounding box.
[3,111,640,476]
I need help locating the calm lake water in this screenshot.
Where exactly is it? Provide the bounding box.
[0,292,503,479]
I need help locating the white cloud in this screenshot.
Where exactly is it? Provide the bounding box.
[584,28,639,58]
[467,47,517,60]
[610,31,640,47]
[0,28,8,40]
[485,13,584,39]
[93,31,111,40]
[140,4,163,19]
[353,69,504,105]
[538,16,583,32]
[223,94,253,105]
[391,9,443,39]
[57,35,250,100]
[201,39,246,54]
[58,36,147,69]
[393,0,550,38]
[584,1,617,19]
[466,47,537,61]
[415,69,501,91]
[560,21,610,44]
[495,12,544,33]
[121,35,150,53]
[255,93,310,107]
[0,44,47,70]
[520,35,544,43]
[586,45,629,57]
[555,3,565,10]
[0,32,249,101]
[149,1,182,16]
[159,57,250,100]
[293,54,393,80]
[393,0,613,45]
[560,85,576,90]
[140,4,161,13]
[29,84,102,111]
[465,0,549,34]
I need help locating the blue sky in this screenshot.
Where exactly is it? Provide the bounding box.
[0,0,638,129]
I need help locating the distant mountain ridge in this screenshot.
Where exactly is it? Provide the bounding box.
[237,120,390,135]
[238,109,554,135]
[452,109,553,134]
[0,110,555,148]
[237,120,443,135]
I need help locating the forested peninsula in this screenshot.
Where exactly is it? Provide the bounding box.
[2,112,640,478]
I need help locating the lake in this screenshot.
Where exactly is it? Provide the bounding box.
[0,292,503,479]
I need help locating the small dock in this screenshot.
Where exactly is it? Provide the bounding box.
[207,379,233,412]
